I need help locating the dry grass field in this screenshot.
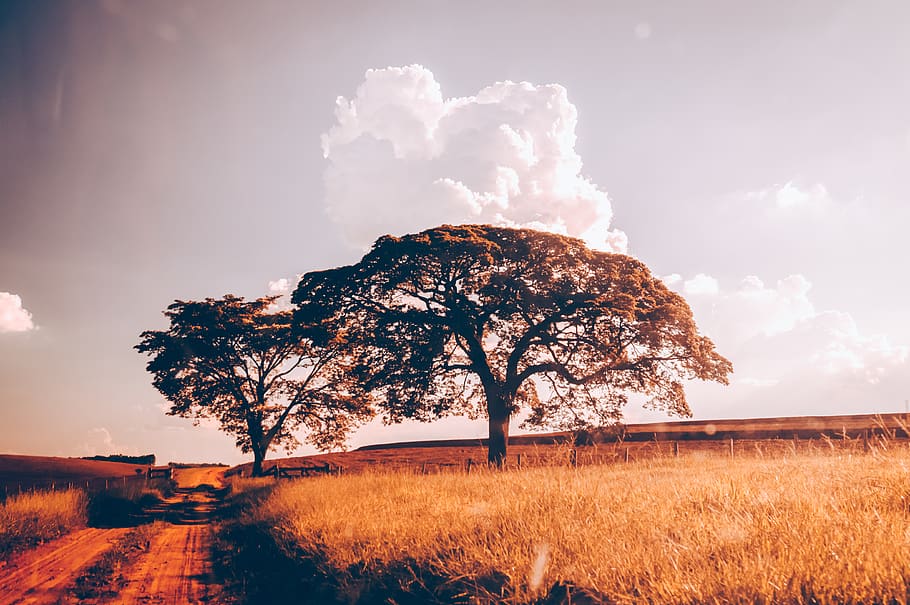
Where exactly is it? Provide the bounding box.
[0,488,88,558]
[240,413,910,477]
[243,446,910,604]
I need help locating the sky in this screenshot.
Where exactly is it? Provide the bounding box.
[1,0,908,464]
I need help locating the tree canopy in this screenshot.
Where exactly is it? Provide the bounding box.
[293,224,732,465]
[136,295,370,476]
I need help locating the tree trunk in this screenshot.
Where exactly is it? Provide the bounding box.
[246,410,269,477]
[251,450,265,477]
[487,411,511,467]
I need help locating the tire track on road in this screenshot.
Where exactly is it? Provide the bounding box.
[0,527,127,605]
[115,523,219,604]
[113,478,224,605]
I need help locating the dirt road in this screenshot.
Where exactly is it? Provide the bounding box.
[0,527,128,605]
[0,466,227,605]
[115,479,224,604]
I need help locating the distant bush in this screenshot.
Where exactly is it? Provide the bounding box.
[82,454,156,465]
[0,489,87,559]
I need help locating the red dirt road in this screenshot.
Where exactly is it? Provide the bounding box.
[115,523,218,605]
[0,467,226,605]
[115,481,223,604]
[0,527,128,605]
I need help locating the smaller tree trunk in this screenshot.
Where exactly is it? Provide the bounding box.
[487,412,511,467]
[251,452,265,477]
[250,437,271,477]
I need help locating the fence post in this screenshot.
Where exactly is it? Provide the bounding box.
[729,437,734,458]
[863,430,870,452]
[466,459,473,474]
[673,441,679,458]
[570,449,577,467]
[105,479,109,490]
[624,447,629,463]
[516,453,522,469]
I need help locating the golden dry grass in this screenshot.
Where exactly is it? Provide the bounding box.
[255,449,910,604]
[0,488,88,558]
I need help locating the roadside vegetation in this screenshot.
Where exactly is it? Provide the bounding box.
[0,478,173,559]
[223,448,910,604]
[87,480,171,527]
[0,488,88,558]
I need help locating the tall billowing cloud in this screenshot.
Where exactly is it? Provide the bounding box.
[0,292,35,333]
[321,65,626,252]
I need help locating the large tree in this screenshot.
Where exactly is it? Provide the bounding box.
[293,225,732,466]
[136,295,370,476]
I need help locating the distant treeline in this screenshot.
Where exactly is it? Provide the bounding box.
[82,454,156,465]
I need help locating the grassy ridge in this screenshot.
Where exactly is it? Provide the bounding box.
[0,454,149,483]
[0,488,88,558]
[240,450,910,604]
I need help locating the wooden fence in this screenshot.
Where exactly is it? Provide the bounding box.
[326,431,910,476]
[265,463,335,479]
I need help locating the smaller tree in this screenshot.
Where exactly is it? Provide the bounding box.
[136,295,370,476]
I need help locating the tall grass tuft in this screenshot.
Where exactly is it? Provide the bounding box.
[0,488,88,559]
[250,450,910,604]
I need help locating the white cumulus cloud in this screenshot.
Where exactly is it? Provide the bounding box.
[266,277,303,312]
[0,292,35,333]
[268,278,290,294]
[744,181,832,213]
[665,273,909,418]
[683,273,720,296]
[321,64,626,252]
[675,274,816,341]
